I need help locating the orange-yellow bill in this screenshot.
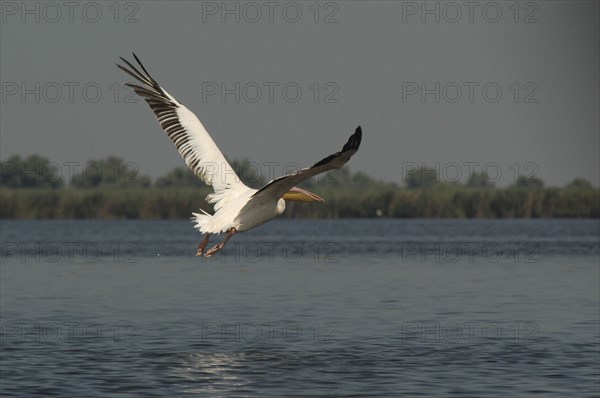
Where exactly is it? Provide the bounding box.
[281,187,324,203]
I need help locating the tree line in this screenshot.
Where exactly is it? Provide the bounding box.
[1,155,598,219]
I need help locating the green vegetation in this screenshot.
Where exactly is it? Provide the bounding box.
[405,166,439,188]
[70,156,151,188]
[0,155,64,189]
[0,156,598,219]
[466,171,494,188]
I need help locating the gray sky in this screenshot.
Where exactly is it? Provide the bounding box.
[1,1,598,187]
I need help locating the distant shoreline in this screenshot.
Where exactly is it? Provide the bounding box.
[1,186,598,219]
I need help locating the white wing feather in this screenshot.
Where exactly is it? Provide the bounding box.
[117,54,247,201]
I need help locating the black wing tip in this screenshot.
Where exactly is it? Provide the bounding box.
[117,53,136,68]
[117,52,147,73]
[132,52,147,71]
[342,125,362,152]
[116,53,165,96]
[119,52,140,64]
[354,125,362,147]
[311,126,362,169]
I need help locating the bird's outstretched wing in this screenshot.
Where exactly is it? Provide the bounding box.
[249,126,362,204]
[117,53,245,196]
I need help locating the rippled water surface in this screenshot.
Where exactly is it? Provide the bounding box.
[1,219,599,397]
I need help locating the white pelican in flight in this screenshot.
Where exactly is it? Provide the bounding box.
[117,54,362,257]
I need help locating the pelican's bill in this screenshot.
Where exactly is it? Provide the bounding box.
[282,187,324,203]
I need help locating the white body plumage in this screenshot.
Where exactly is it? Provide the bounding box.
[193,188,286,234]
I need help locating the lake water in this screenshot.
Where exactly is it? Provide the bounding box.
[1,219,599,397]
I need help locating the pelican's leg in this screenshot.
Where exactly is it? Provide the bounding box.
[205,228,237,257]
[195,233,211,257]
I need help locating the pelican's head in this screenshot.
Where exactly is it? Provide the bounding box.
[282,187,324,204]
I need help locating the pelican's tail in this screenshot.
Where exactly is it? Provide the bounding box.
[191,209,212,233]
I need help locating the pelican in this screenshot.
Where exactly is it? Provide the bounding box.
[117,54,362,257]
